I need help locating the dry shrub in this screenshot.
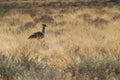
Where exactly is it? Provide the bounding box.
[18,21,36,33]
[91,17,108,27]
[34,15,54,24]
[81,14,92,23]
[34,17,41,23]
[81,14,108,27]
[9,18,20,26]
[40,15,54,23]
[18,9,37,17]
[112,14,120,21]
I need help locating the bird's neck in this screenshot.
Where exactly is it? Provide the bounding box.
[42,26,46,34]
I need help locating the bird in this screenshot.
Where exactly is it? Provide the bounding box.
[28,24,47,39]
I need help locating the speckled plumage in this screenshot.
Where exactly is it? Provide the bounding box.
[28,24,47,39]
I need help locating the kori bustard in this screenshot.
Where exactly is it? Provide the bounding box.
[28,24,47,39]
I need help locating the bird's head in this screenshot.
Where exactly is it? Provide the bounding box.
[42,24,47,27]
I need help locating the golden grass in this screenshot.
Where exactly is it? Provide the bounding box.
[0,3,120,70]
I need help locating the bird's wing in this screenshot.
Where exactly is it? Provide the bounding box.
[28,32,44,39]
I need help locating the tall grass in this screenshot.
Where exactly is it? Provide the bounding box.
[0,1,120,80]
[0,53,119,80]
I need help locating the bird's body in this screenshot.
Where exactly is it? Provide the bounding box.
[28,24,47,39]
[28,32,44,39]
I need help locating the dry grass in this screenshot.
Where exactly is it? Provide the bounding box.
[0,1,120,80]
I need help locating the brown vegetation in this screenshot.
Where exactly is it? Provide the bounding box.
[0,0,120,80]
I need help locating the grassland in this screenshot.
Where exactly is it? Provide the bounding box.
[0,0,120,80]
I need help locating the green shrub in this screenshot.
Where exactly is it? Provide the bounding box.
[114,57,120,80]
[64,57,115,80]
[0,53,120,80]
[19,53,59,80]
[0,54,25,80]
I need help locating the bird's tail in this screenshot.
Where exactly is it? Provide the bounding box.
[28,35,36,39]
